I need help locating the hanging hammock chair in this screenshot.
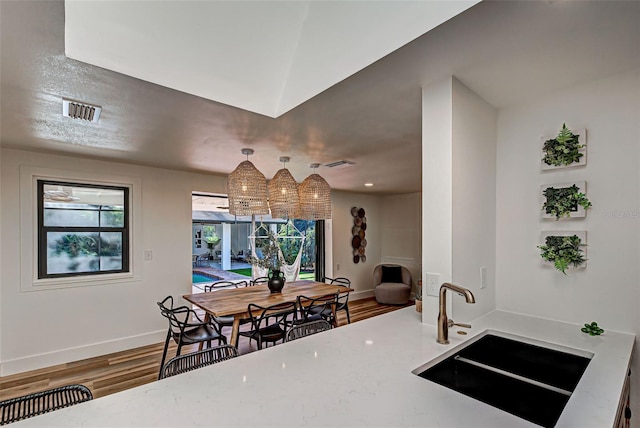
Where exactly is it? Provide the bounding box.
[249,221,306,281]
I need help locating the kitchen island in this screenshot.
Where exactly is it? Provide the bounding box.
[12,308,634,427]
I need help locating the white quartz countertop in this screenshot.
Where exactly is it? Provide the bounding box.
[13,309,635,427]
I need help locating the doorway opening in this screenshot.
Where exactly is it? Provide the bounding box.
[191,193,317,284]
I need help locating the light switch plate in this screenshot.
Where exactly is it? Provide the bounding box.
[480,266,487,289]
[426,273,440,297]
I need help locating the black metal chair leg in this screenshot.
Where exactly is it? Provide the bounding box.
[158,330,172,378]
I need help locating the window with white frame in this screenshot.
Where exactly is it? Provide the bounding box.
[37,180,130,279]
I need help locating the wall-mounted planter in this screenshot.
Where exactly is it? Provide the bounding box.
[541,124,586,170]
[541,181,591,220]
[538,231,587,274]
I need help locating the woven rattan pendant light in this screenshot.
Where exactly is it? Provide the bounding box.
[227,148,269,216]
[268,156,300,219]
[298,163,332,220]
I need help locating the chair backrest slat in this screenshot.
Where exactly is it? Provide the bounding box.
[0,384,92,425]
[286,320,333,341]
[160,345,238,379]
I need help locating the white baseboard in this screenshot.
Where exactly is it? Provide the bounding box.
[2,291,378,376]
[350,289,374,300]
[0,330,166,377]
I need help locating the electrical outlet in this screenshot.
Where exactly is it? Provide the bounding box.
[144,250,153,261]
[426,273,440,297]
[480,266,487,289]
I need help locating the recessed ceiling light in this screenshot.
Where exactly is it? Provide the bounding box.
[364,183,374,187]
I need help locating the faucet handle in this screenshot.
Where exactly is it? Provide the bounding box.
[448,319,471,329]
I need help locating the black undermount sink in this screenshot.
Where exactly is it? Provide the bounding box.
[413,330,593,428]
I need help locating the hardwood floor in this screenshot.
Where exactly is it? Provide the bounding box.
[0,297,413,401]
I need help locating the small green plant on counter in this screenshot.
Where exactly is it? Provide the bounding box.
[414,281,423,312]
[538,235,587,274]
[581,321,604,336]
[414,283,423,301]
[542,184,592,220]
[542,123,584,167]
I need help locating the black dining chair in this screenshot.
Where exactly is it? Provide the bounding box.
[296,293,339,326]
[239,302,298,350]
[204,281,244,292]
[325,276,352,324]
[204,281,250,338]
[157,296,226,379]
[0,384,93,425]
[250,276,269,287]
[285,320,333,342]
[159,345,238,379]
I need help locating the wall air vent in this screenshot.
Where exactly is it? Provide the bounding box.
[62,98,102,123]
[325,160,355,169]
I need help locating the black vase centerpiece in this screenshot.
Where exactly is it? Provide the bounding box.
[268,269,286,293]
[248,230,286,293]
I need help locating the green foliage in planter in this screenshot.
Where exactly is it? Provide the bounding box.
[542,184,592,220]
[538,235,587,274]
[581,321,604,336]
[247,230,283,271]
[542,123,584,167]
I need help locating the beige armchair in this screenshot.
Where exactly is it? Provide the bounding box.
[373,264,412,305]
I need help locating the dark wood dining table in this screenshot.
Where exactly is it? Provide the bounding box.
[183,280,353,347]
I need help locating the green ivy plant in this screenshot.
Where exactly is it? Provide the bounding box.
[542,123,584,167]
[542,184,592,220]
[538,235,587,274]
[581,321,604,336]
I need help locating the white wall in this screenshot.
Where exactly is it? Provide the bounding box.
[421,77,453,324]
[330,191,422,301]
[451,78,497,321]
[380,192,422,295]
[421,77,497,324]
[495,68,640,420]
[0,145,3,362]
[328,191,382,299]
[0,150,418,374]
[0,148,228,375]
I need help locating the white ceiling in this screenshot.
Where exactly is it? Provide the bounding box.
[64,1,478,118]
[1,1,639,195]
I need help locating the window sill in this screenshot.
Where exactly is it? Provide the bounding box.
[23,272,142,292]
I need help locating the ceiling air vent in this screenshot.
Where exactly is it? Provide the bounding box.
[325,160,355,169]
[62,98,102,123]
